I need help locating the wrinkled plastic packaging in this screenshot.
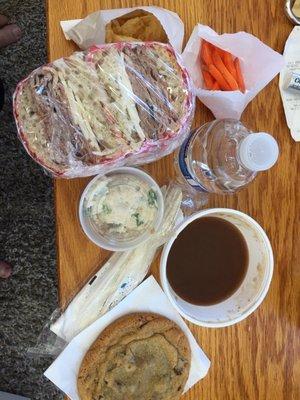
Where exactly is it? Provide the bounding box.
[13,42,194,178]
[182,24,285,119]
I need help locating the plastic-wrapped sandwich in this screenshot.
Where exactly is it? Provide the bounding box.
[13,42,194,177]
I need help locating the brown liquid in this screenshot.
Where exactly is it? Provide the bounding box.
[166,216,249,306]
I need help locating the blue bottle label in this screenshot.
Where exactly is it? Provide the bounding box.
[178,135,208,193]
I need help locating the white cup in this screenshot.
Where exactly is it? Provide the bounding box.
[160,208,274,328]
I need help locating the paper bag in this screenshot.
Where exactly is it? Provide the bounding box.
[182,24,285,119]
[60,6,184,53]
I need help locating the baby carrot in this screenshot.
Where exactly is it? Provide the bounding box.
[211,50,239,91]
[202,70,215,89]
[212,81,220,90]
[223,52,237,81]
[234,58,246,93]
[209,43,229,60]
[200,40,213,65]
[207,64,231,91]
[215,46,227,59]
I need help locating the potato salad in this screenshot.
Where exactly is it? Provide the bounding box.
[83,173,160,242]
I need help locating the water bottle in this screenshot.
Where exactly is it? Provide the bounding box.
[175,119,279,207]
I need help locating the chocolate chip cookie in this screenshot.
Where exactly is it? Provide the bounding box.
[77,313,191,400]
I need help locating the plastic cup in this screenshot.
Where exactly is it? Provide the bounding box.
[79,167,164,252]
[160,208,274,328]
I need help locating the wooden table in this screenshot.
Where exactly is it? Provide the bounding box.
[47,1,300,399]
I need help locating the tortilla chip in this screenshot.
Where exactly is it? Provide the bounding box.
[105,10,168,44]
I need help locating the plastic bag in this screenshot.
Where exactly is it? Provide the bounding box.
[13,42,194,178]
[182,24,285,119]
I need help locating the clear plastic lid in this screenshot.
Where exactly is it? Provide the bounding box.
[239,133,279,171]
[79,167,164,251]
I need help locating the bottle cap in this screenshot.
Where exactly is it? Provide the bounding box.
[239,133,279,171]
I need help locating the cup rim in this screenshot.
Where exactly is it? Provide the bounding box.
[160,208,274,328]
[79,167,164,251]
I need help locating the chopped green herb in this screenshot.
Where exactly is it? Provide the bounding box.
[102,203,112,214]
[131,212,144,227]
[148,189,158,207]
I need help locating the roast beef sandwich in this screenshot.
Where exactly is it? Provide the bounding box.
[13,42,194,177]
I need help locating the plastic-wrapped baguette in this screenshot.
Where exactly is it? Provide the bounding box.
[50,185,182,342]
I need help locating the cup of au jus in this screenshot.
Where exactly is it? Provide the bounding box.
[160,208,274,328]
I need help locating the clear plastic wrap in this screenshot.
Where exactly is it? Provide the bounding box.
[13,42,195,178]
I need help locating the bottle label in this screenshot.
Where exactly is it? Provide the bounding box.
[178,135,208,192]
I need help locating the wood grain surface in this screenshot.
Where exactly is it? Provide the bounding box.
[47,1,300,399]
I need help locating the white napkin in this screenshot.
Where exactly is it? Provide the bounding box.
[44,276,210,399]
[60,6,184,53]
[279,27,300,141]
[182,24,285,119]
